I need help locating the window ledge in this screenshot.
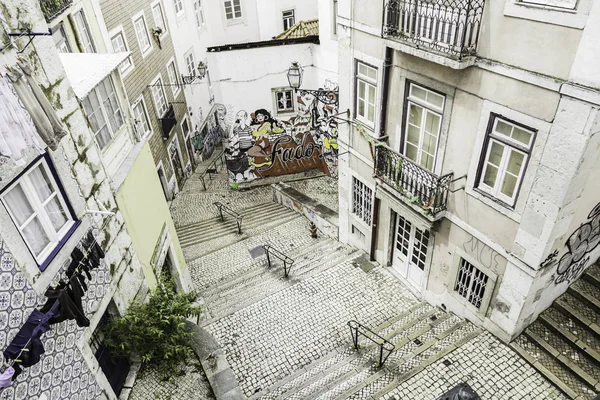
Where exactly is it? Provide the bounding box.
[225,18,245,27]
[466,186,522,223]
[503,1,587,29]
[383,39,477,70]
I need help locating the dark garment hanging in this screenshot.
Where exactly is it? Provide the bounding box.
[41,279,89,327]
[83,231,105,260]
[3,309,53,366]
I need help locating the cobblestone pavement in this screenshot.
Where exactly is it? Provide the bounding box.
[129,358,215,400]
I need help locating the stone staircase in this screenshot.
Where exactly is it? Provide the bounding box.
[248,303,482,400]
[511,263,600,399]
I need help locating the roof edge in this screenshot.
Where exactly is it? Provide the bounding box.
[208,36,320,53]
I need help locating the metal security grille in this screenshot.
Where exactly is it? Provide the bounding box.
[454,258,488,308]
[352,177,373,225]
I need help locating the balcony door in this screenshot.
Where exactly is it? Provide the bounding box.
[392,214,429,290]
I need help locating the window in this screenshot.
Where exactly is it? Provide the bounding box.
[224,0,242,20]
[333,0,338,36]
[173,0,184,15]
[151,76,168,117]
[282,9,295,31]
[73,10,95,53]
[82,77,124,150]
[133,13,152,56]
[194,0,205,28]
[403,83,445,172]
[355,62,377,126]
[454,258,489,309]
[167,60,180,96]
[184,51,195,76]
[352,177,373,225]
[0,157,77,267]
[132,97,151,138]
[110,31,133,74]
[52,24,71,53]
[273,88,294,113]
[477,115,535,206]
[152,2,168,36]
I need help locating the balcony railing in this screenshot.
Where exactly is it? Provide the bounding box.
[375,146,453,217]
[40,0,73,22]
[382,0,485,60]
[159,105,176,140]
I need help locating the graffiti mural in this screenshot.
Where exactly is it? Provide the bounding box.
[554,202,600,284]
[225,82,339,183]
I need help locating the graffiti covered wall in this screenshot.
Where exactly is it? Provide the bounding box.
[224,81,339,183]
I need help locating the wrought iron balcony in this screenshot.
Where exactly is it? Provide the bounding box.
[159,105,177,140]
[382,0,485,60]
[375,145,453,217]
[40,0,73,22]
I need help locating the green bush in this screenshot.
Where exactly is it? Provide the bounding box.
[101,281,203,373]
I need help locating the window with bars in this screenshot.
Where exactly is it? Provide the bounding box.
[224,0,242,20]
[282,9,295,31]
[82,77,124,150]
[454,258,489,309]
[352,177,373,225]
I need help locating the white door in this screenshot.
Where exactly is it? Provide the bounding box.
[392,214,430,289]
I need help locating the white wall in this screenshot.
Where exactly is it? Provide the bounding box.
[256,0,318,40]
[315,0,339,86]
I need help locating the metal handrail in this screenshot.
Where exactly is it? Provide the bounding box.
[213,202,243,234]
[348,320,395,368]
[263,245,295,278]
[199,149,225,190]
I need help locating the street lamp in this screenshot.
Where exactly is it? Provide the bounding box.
[197,61,207,79]
[286,62,338,104]
[287,61,303,90]
[182,61,208,85]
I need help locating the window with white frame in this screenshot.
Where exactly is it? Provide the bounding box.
[52,24,71,53]
[82,77,124,150]
[454,258,489,309]
[184,51,195,76]
[173,0,184,14]
[273,88,294,113]
[73,10,95,53]
[282,9,295,30]
[477,115,535,206]
[520,0,577,9]
[355,62,377,126]
[152,2,168,36]
[0,157,77,266]
[352,177,373,225]
[403,83,445,172]
[194,0,205,28]
[110,31,133,74]
[133,13,152,56]
[167,60,180,96]
[224,0,242,20]
[132,98,151,138]
[151,76,168,117]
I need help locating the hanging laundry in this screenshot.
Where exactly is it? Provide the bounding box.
[5,66,59,151]
[3,309,54,367]
[0,367,14,387]
[0,77,43,165]
[17,59,67,145]
[40,278,89,327]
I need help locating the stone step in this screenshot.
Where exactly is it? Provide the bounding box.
[511,334,598,399]
[525,320,600,391]
[203,239,333,300]
[568,278,600,315]
[540,306,600,365]
[202,250,362,325]
[207,242,352,312]
[555,292,600,337]
[248,302,433,400]
[583,263,600,289]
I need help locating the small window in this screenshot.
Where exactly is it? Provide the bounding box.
[273,88,294,113]
[82,76,124,150]
[477,115,535,206]
[224,0,242,20]
[52,24,71,53]
[194,0,205,28]
[151,76,168,117]
[110,31,133,74]
[332,0,338,36]
[152,2,168,36]
[282,9,295,31]
[355,62,377,127]
[133,13,152,56]
[73,10,95,53]
[184,51,195,76]
[0,157,77,268]
[352,177,373,225]
[173,0,184,15]
[132,97,152,138]
[167,60,180,96]
[454,258,489,309]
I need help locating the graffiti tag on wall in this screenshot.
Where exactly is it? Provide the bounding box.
[554,202,600,284]
[463,235,502,274]
[225,82,339,183]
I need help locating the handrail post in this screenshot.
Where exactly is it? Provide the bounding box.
[236,217,242,234]
[378,344,384,368]
[265,246,272,268]
[283,260,288,277]
[201,176,206,191]
[353,326,359,350]
[217,203,224,221]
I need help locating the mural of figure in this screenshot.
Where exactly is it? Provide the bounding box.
[251,109,284,138]
[233,110,253,152]
[247,137,272,168]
